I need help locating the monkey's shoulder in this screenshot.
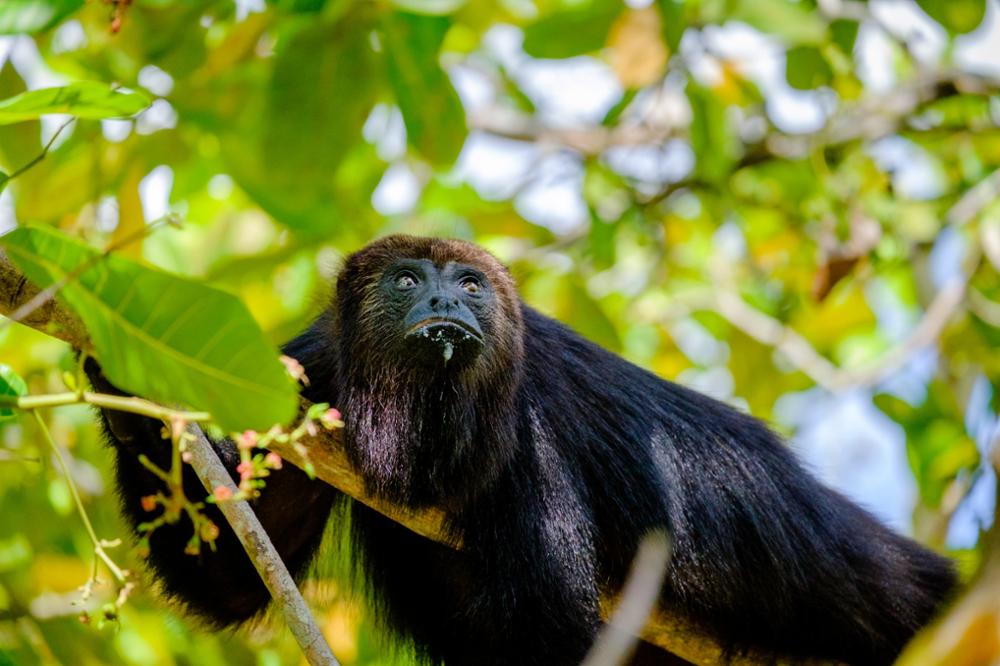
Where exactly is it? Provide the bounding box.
[519,305,786,458]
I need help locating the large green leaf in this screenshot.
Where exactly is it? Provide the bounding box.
[0,83,149,124]
[225,16,379,234]
[916,0,986,34]
[0,0,83,35]
[0,365,27,422]
[383,12,467,165]
[0,226,298,431]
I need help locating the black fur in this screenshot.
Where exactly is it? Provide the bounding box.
[88,236,956,665]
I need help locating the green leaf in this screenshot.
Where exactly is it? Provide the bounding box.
[915,0,986,34]
[785,46,833,90]
[872,393,915,425]
[0,226,298,431]
[270,0,327,12]
[830,19,859,54]
[0,0,83,35]
[383,12,467,165]
[0,365,27,422]
[731,0,827,45]
[587,215,617,269]
[568,280,621,353]
[226,17,379,234]
[0,534,31,571]
[390,0,467,14]
[602,88,637,126]
[0,64,41,168]
[909,419,978,506]
[264,20,376,178]
[656,0,685,52]
[0,83,149,124]
[687,83,737,183]
[0,172,8,195]
[522,0,623,59]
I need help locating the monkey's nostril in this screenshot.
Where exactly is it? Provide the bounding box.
[429,295,460,312]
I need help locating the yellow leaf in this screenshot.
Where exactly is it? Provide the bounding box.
[792,280,875,348]
[112,162,145,260]
[30,553,91,593]
[323,600,361,663]
[898,585,1000,666]
[607,7,669,89]
[713,62,746,105]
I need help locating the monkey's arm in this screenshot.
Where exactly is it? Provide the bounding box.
[85,358,338,626]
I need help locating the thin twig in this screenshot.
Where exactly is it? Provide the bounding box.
[968,289,1000,328]
[584,531,672,666]
[4,118,75,182]
[947,168,1000,227]
[0,450,40,463]
[32,410,128,586]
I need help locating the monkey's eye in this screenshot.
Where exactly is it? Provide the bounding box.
[459,277,481,295]
[395,272,419,290]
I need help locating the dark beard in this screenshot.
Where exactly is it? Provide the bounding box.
[339,363,518,508]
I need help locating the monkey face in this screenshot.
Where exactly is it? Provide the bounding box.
[380,258,490,368]
[337,235,525,382]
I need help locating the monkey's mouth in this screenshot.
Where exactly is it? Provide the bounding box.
[406,318,484,342]
[405,318,484,366]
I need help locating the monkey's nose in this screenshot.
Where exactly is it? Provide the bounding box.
[429,295,460,312]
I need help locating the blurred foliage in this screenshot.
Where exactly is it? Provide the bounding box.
[0,0,998,664]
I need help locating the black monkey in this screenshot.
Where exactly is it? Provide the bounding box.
[87,235,956,665]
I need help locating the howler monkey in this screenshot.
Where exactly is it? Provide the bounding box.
[87,235,956,665]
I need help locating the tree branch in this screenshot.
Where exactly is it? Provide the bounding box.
[185,423,339,666]
[470,69,999,165]
[0,249,88,349]
[710,279,967,391]
[468,106,680,154]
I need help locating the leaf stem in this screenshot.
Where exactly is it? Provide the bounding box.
[3,390,210,422]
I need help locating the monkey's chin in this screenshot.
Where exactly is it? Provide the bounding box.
[405,321,484,368]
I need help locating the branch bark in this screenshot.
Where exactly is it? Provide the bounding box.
[186,424,339,666]
[0,249,744,666]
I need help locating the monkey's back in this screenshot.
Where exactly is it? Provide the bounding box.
[517,305,955,665]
